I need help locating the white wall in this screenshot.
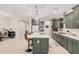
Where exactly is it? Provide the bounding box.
[0,15,20,39]
[0,14,31,39]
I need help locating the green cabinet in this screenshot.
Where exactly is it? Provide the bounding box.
[60,35,64,46]
[77,41,79,53]
[56,34,60,44]
[64,5,79,28]
[53,33,57,41]
[59,35,68,49]
[55,34,58,42]
[72,39,78,54]
[32,38,49,54]
[68,38,73,53]
[63,37,68,49]
[52,32,55,39]
[64,12,73,28]
[41,38,49,53]
[32,38,40,54]
[68,38,78,54]
[52,33,79,54]
[73,5,79,28]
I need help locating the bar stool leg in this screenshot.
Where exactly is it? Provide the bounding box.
[25,39,32,52]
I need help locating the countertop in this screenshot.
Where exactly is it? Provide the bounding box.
[32,32,49,38]
[53,31,79,40]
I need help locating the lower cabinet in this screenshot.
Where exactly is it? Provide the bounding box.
[52,33,78,54]
[57,35,60,44]
[52,33,55,39]
[54,34,60,44]
[60,35,64,46]
[63,37,68,49]
[77,41,79,53]
[54,34,57,41]
[32,38,49,54]
[68,38,73,53]
[68,38,78,54]
[72,39,78,54]
[55,34,59,43]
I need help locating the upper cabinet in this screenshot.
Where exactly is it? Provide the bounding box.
[59,18,64,28]
[73,5,79,28]
[64,12,73,28]
[64,5,79,28]
[52,18,64,31]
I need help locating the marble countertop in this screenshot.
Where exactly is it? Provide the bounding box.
[32,32,49,38]
[53,31,79,40]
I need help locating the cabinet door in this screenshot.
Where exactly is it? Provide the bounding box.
[77,41,79,53]
[52,33,54,39]
[40,38,49,54]
[69,12,73,28]
[60,35,64,46]
[65,13,73,28]
[57,35,60,44]
[65,15,69,28]
[32,38,40,54]
[68,38,73,53]
[56,34,58,43]
[68,38,78,54]
[63,37,68,49]
[73,6,79,28]
[72,39,78,54]
[54,34,57,41]
[54,34,56,40]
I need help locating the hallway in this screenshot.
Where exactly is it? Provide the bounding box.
[0,37,70,54]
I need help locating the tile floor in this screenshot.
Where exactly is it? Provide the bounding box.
[0,37,70,54]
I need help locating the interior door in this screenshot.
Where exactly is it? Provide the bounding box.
[19,21,27,39]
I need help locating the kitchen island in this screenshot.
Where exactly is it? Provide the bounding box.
[32,32,49,54]
[52,31,79,54]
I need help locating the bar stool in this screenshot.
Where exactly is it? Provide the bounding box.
[25,31,32,52]
[0,32,3,41]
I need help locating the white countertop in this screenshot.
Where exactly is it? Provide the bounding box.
[32,32,49,38]
[53,31,79,40]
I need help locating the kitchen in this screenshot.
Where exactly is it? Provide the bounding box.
[0,4,79,54]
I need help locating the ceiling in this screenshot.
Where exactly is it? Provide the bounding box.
[0,4,77,20]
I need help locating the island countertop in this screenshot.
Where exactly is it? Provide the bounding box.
[32,32,49,38]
